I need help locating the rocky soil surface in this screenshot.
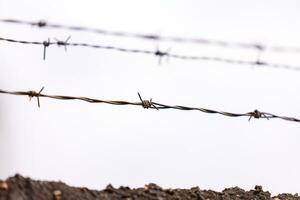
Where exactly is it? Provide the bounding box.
[0,175,299,200]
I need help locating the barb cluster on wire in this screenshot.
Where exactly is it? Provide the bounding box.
[1,36,299,71]
[0,88,299,123]
[1,18,300,53]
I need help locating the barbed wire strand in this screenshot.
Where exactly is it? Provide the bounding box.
[1,19,300,53]
[1,36,299,71]
[0,87,299,123]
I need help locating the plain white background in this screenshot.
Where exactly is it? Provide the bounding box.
[0,0,300,195]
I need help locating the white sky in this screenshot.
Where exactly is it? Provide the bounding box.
[0,0,300,195]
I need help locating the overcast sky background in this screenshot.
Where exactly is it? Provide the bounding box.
[0,0,300,195]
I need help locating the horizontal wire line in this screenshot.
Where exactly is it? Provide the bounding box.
[0,88,299,123]
[1,18,300,53]
[0,36,299,71]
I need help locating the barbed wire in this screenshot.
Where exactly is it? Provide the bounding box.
[0,87,299,123]
[1,36,299,71]
[1,19,300,54]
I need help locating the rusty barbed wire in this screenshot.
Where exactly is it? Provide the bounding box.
[1,18,300,54]
[1,36,299,71]
[0,88,299,123]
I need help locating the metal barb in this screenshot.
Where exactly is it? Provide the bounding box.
[28,87,44,108]
[137,92,158,110]
[254,44,265,66]
[54,36,71,51]
[34,20,47,28]
[255,60,266,66]
[43,38,50,60]
[248,109,269,121]
[154,46,171,65]
[254,44,265,51]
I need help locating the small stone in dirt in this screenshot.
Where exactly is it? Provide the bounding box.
[104,184,114,193]
[0,181,8,190]
[165,188,174,195]
[254,185,263,193]
[53,190,62,200]
[144,183,163,191]
[119,186,131,190]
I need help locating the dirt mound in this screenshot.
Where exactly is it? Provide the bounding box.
[0,174,298,200]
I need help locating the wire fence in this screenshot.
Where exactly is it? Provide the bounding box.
[1,36,299,71]
[1,19,299,125]
[0,87,299,123]
[1,18,300,53]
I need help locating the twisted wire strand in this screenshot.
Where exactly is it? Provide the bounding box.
[1,36,300,71]
[1,19,300,53]
[0,88,299,123]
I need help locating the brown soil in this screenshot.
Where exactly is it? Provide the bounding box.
[0,174,298,200]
